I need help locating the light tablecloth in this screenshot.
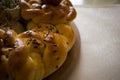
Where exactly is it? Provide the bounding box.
[69,5,120,80]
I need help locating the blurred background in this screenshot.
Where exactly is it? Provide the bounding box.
[70,0,120,5]
[68,0,120,80]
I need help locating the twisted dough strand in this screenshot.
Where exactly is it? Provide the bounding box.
[0,0,76,80]
[19,0,77,24]
[0,23,75,80]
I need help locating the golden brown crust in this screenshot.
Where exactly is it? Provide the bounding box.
[19,0,77,24]
[27,22,75,50]
[0,22,75,80]
[0,0,76,80]
[19,22,76,77]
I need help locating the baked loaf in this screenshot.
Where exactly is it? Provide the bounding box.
[0,23,75,80]
[0,0,76,80]
[19,0,76,24]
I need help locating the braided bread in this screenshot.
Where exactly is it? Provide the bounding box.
[0,23,75,80]
[0,0,76,80]
[19,0,76,24]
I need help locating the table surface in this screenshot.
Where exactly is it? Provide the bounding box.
[68,4,120,80]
